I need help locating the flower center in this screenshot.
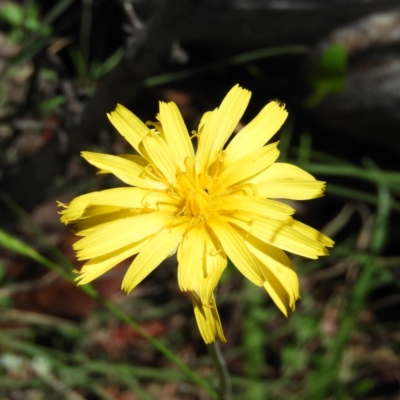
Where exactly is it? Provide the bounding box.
[185,188,211,218]
[175,167,217,220]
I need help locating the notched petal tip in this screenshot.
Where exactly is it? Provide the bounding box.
[80,151,91,161]
[120,282,131,294]
[113,103,127,113]
[74,271,89,285]
[271,98,287,110]
[192,292,226,343]
[75,276,91,286]
[262,280,299,318]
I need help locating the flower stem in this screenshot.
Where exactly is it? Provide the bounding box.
[207,341,232,400]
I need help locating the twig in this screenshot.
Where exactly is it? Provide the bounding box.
[121,0,143,33]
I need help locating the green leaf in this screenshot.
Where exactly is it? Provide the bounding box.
[305,44,348,108]
[38,95,66,112]
[96,47,123,78]
[24,3,41,32]
[69,47,87,79]
[318,44,347,75]
[0,3,24,26]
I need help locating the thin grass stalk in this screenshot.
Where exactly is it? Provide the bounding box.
[306,180,391,398]
[207,341,232,400]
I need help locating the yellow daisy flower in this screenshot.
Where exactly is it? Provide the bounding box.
[58,85,334,343]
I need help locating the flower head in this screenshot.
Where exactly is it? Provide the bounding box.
[59,85,334,343]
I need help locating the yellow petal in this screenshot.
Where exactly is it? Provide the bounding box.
[118,154,149,166]
[96,155,149,175]
[196,85,251,173]
[86,187,182,213]
[198,269,224,307]
[198,111,212,132]
[219,195,294,221]
[121,222,188,293]
[223,212,329,259]
[177,226,226,301]
[191,293,226,343]
[58,192,102,224]
[207,217,264,285]
[76,237,150,285]
[216,142,279,191]
[177,226,205,292]
[224,100,288,167]
[262,278,293,317]
[107,104,149,155]
[256,180,326,200]
[74,212,173,260]
[72,209,134,236]
[159,101,195,170]
[287,219,334,248]
[198,228,227,302]
[59,187,180,225]
[244,234,299,315]
[251,163,325,199]
[146,120,167,142]
[251,162,316,184]
[81,205,122,218]
[140,132,179,184]
[81,152,167,190]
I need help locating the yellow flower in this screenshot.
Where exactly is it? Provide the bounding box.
[58,85,334,343]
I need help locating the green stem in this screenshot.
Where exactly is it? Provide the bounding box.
[207,341,232,400]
